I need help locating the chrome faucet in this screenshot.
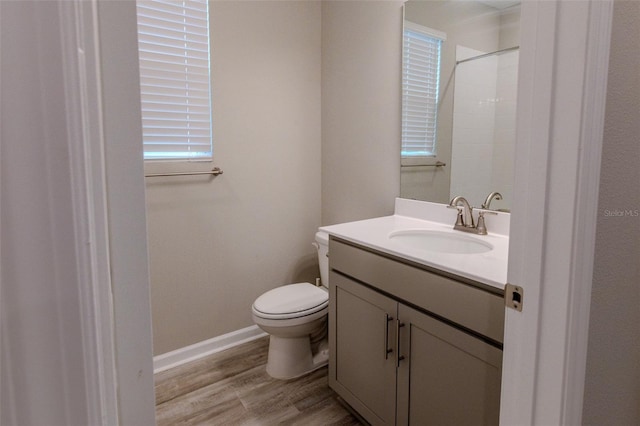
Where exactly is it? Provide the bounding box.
[448,195,497,235]
[481,192,503,210]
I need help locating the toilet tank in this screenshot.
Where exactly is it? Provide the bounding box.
[314,231,330,287]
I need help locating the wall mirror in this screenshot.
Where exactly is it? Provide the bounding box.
[400,0,521,211]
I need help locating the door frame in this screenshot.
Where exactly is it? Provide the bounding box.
[501,1,613,425]
[59,0,156,423]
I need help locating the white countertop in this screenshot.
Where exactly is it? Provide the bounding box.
[320,199,509,289]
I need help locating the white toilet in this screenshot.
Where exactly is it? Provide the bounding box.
[251,231,330,380]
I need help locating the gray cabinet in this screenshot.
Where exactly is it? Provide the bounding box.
[328,238,504,426]
[332,273,397,424]
[396,304,502,425]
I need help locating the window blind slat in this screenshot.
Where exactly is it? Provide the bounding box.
[141,110,212,119]
[137,29,209,47]
[402,23,443,157]
[139,66,211,81]
[137,7,209,24]
[138,42,210,57]
[141,92,212,103]
[143,141,211,147]
[139,0,209,16]
[137,0,213,161]
[139,54,209,70]
[143,139,212,146]
[137,19,208,36]
[140,80,210,93]
[143,129,212,136]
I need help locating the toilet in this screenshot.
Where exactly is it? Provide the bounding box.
[251,231,330,380]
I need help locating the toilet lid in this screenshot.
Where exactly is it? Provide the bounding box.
[253,283,328,319]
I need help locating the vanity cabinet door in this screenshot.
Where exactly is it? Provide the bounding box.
[396,304,503,426]
[329,272,398,426]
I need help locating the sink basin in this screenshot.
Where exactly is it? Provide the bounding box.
[388,230,493,254]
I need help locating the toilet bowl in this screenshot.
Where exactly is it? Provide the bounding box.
[251,231,330,379]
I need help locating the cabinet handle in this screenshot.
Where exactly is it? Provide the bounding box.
[396,320,406,367]
[384,314,393,359]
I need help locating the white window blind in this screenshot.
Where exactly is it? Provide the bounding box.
[402,22,445,158]
[136,0,213,160]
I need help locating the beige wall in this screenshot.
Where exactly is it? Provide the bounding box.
[149,0,406,354]
[583,1,640,424]
[147,1,322,355]
[321,0,403,225]
[498,5,521,50]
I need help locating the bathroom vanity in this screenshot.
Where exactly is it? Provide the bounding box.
[321,199,509,426]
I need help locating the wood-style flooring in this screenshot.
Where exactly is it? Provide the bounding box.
[155,336,363,425]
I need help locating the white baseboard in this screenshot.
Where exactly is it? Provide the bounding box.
[153,325,267,374]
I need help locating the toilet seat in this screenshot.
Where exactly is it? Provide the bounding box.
[252,283,328,320]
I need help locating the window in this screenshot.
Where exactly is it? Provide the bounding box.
[401,22,446,158]
[136,0,213,161]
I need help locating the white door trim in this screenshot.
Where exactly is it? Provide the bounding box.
[58,0,119,423]
[501,1,613,425]
[500,2,558,422]
[61,0,159,423]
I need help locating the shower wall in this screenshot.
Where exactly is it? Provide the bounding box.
[491,50,519,207]
[449,47,498,207]
[450,48,518,208]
